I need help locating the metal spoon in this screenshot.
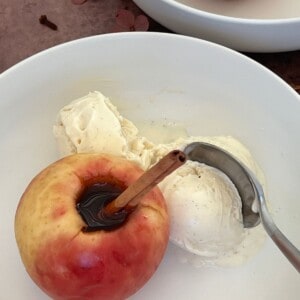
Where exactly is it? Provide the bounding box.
[184,142,300,273]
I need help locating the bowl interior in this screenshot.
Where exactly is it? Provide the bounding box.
[174,0,300,20]
[0,33,299,299]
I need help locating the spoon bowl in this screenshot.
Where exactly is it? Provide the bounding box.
[184,142,300,272]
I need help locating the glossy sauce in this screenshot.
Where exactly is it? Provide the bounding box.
[76,182,129,232]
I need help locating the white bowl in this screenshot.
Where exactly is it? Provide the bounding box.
[0,33,299,299]
[134,0,300,52]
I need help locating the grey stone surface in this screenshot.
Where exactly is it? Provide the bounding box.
[0,0,144,72]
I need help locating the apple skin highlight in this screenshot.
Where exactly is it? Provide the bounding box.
[15,153,169,300]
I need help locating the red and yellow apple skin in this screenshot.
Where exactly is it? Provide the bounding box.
[15,153,169,300]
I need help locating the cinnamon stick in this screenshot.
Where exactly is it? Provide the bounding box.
[103,150,186,216]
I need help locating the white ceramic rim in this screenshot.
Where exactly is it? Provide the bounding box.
[1,31,299,106]
[1,32,299,99]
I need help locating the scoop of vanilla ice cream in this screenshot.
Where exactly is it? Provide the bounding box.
[53,92,154,169]
[151,136,266,266]
[160,161,244,258]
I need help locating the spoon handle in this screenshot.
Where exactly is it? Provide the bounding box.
[270,228,300,273]
[256,189,300,273]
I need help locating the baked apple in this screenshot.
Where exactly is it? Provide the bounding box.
[15,153,169,300]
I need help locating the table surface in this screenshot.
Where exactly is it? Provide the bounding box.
[1,0,300,93]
